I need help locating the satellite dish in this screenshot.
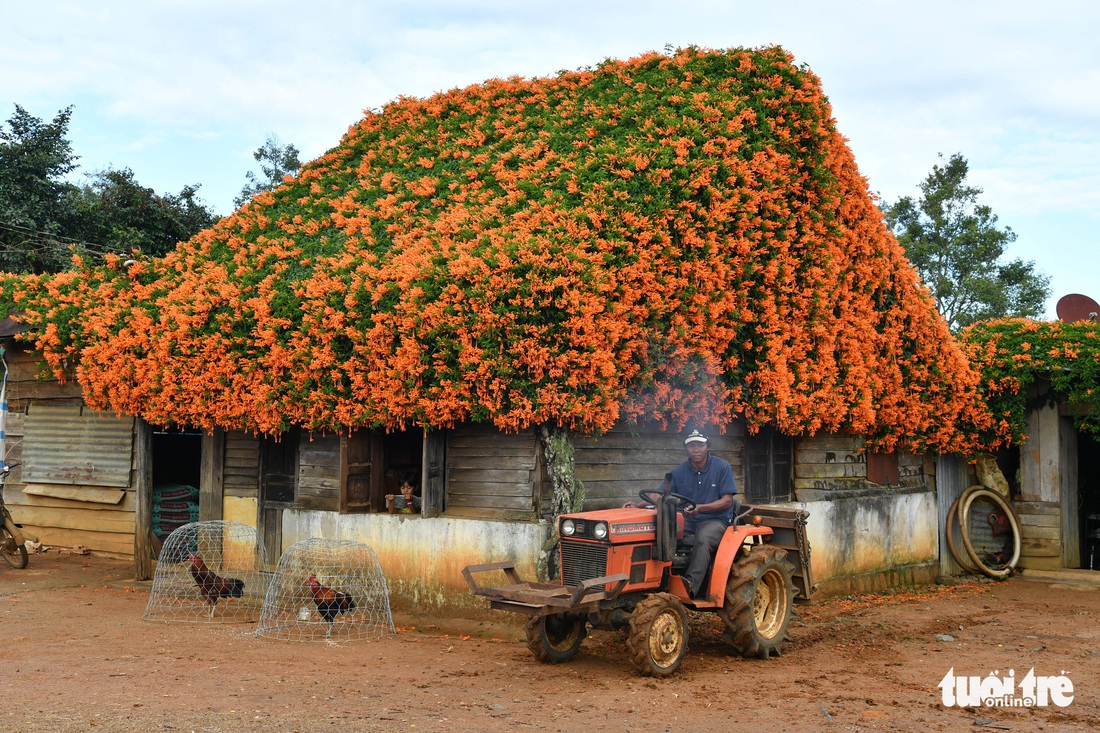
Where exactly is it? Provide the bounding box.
[1056,293,1100,323]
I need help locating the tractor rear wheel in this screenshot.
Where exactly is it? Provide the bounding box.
[524,613,587,663]
[720,545,795,659]
[626,593,688,676]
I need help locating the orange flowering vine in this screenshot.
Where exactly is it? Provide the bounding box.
[0,46,993,452]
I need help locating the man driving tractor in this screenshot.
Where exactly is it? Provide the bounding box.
[624,425,737,599]
[463,423,808,676]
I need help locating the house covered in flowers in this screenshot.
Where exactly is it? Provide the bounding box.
[0,46,997,611]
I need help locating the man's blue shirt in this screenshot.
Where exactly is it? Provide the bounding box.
[668,454,737,531]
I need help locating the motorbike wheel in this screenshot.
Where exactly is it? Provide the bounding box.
[1,524,29,569]
[626,592,688,677]
[524,613,586,663]
[720,545,795,659]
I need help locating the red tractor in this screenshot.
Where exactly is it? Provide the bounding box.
[464,480,814,676]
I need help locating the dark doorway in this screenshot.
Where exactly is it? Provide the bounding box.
[1078,432,1100,570]
[151,426,202,540]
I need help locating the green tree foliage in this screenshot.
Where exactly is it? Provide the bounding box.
[883,153,1050,331]
[0,105,217,273]
[64,168,217,258]
[0,105,79,273]
[234,134,302,209]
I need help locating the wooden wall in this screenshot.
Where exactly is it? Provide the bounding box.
[224,431,260,499]
[296,434,340,512]
[793,434,927,500]
[574,422,743,511]
[445,424,539,521]
[2,347,137,556]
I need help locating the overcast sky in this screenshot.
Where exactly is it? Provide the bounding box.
[3,1,1097,317]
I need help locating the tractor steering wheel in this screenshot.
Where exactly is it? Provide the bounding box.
[638,489,697,512]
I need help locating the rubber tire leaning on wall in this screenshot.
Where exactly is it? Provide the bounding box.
[945,489,982,575]
[957,486,1022,580]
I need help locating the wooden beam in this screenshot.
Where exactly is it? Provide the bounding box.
[199,429,225,520]
[133,418,153,580]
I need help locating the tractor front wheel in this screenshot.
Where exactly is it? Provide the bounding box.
[626,593,688,676]
[524,613,587,663]
[720,545,795,659]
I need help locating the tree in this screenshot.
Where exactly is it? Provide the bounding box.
[234,135,302,209]
[64,168,218,259]
[882,153,1050,331]
[0,105,80,273]
[0,105,218,274]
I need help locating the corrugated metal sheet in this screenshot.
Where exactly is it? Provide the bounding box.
[23,404,134,487]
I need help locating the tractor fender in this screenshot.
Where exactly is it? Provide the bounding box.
[701,524,773,604]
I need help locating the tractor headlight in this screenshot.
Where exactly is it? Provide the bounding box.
[561,519,576,536]
[592,522,608,540]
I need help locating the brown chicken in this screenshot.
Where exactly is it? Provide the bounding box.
[188,553,244,615]
[307,573,356,634]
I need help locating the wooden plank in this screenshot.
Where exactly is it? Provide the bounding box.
[1020,525,1060,540]
[1015,501,1060,515]
[297,479,340,496]
[448,481,536,498]
[574,447,687,465]
[447,456,536,472]
[439,468,532,484]
[19,526,134,556]
[22,485,126,504]
[224,486,258,498]
[1018,513,1061,528]
[9,489,135,511]
[442,506,536,522]
[13,504,135,532]
[1021,538,1061,557]
[795,463,868,480]
[447,494,535,511]
[447,431,537,450]
[298,463,340,482]
[448,448,537,465]
[576,463,676,482]
[795,435,860,453]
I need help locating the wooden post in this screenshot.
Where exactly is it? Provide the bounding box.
[133,418,153,580]
[422,429,445,518]
[199,428,225,520]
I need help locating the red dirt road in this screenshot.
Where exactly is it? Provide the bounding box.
[1,553,1098,732]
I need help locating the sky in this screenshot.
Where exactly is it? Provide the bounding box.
[2,1,1097,318]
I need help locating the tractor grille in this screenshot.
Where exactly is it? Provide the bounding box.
[560,539,608,587]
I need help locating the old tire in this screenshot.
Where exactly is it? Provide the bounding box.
[626,593,688,677]
[721,545,795,659]
[524,613,587,663]
[0,525,28,569]
[945,493,981,575]
[959,487,1021,579]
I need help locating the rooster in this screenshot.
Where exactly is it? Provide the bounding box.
[307,573,356,635]
[188,553,244,616]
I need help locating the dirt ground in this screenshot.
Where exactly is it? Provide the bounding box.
[1,553,1098,733]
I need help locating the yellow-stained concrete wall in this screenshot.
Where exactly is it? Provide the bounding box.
[800,491,940,596]
[281,509,549,615]
[223,496,257,528]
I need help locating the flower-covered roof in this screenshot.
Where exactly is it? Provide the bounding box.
[0,46,992,452]
[963,318,1100,445]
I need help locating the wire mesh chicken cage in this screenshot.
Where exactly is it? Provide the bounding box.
[143,520,271,623]
[255,538,396,642]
